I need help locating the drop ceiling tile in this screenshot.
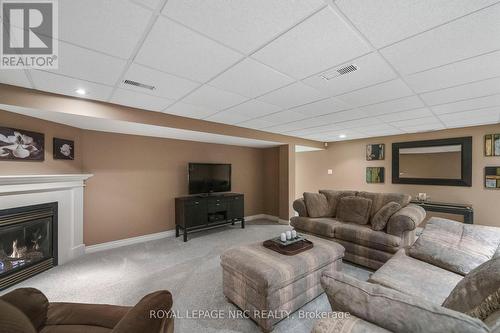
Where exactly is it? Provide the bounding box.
[130,0,162,10]
[0,69,32,88]
[319,108,370,124]
[377,108,434,122]
[121,63,198,100]
[406,50,500,93]
[357,96,424,116]
[205,111,252,125]
[390,116,441,128]
[30,71,113,101]
[381,4,500,74]
[237,118,277,129]
[224,100,282,119]
[336,0,498,48]
[110,88,174,112]
[48,41,126,86]
[182,85,248,111]
[164,102,217,119]
[257,110,310,124]
[336,79,414,107]
[292,97,350,117]
[420,77,500,106]
[162,0,325,53]
[439,107,500,127]
[257,82,327,108]
[210,58,294,98]
[286,124,345,137]
[59,0,152,58]
[431,94,500,114]
[264,123,306,134]
[354,124,404,136]
[338,117,385,129]
[135,17,242,82]
[399,122,446,133]
[303,53,396,95]
[252,7,370,79]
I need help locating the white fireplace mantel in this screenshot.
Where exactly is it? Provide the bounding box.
[0,174,93,264]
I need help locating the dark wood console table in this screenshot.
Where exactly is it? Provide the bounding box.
[410,200,473,224]
[175,193,244,242]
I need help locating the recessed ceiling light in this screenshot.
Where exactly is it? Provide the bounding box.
[75,88,86,95]
[339,134,347,139]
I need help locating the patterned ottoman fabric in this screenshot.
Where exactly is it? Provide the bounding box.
[220,236,344,332]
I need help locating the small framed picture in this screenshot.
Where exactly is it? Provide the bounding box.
[366,144,385,160]
[485,167,500,189]
[485,134,493,156]
[485,134,500,156]
[53,138,74,160]
[0,127,44,161]
[366,167,385,184]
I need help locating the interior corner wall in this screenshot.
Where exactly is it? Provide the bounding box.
[0,110,83,174]
[262,146,280,217]
[278,144,295,221]
[295,123,500,227]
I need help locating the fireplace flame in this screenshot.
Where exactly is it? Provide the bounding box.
[9,239,26,259]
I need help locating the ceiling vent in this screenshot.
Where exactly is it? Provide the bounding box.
[123,79,155,91]
[320,64,358,80]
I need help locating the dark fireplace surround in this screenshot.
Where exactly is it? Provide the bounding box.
[0,202,58,290]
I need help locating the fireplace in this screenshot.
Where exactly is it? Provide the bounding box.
[0,202,57,290]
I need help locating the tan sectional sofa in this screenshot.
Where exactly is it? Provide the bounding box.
[291,190,426,269]
[313,218,500,333]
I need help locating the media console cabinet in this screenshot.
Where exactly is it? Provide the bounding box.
[175,193,244,242]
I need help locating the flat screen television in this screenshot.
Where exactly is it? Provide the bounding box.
[188,163,231,194]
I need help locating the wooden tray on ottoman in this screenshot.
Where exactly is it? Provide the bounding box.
[263,238,313,255]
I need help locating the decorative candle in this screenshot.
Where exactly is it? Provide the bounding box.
[280,233,287,242]
[286,230,292,240]
[291,230,297,239]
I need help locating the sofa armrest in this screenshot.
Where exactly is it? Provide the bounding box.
[293,198,308,217]
[0,288,48,330]
[311,315,392,333]
[321,271,488,333]
[386,204,426,237]
[46,302,131,328]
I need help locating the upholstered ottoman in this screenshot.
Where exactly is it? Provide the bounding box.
[220,236,344,332]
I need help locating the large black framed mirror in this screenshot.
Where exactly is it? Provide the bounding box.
[392,137,472,187]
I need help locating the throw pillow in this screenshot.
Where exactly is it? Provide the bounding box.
[318,190,357,217]
[336,196,372,225]
[303,192,330,218]
[371,202,401,231]
[443,257,500,321]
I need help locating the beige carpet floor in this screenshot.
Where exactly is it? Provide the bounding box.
[1,219,372,333]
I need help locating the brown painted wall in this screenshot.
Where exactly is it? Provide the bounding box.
[296,124,500,227]
[81,130,269,245]
[0,110,279,246]
[0,110,83,174]
[262,147,280,216]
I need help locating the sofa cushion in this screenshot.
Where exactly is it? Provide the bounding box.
[321,271,489,333]
[337,196,372,225]
[409,217,500,275]
[357,192,411,220]
[318,190,357,217]
[372,202,401,231]
[0,300,37,333]
[290,216,339,238]
[443,257,500,320]
[369,249,463,305]
[303,192,330,218]
[312,315,392,333]
[334,223,402,252]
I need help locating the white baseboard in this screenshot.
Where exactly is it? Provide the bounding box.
[85,214,285,254]
[85,229,176,254]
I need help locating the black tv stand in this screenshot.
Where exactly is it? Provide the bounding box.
[175,193,244,242]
